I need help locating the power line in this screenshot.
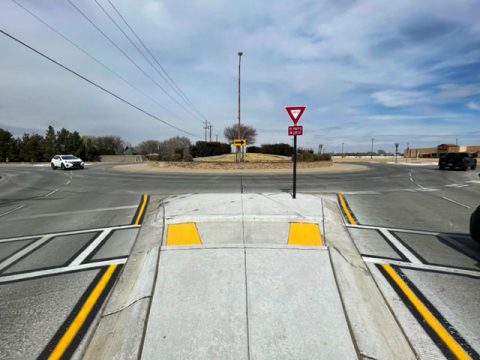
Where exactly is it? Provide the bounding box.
[91,0,202,122]
[0,28,201,138]
[64,0,200,124]
[106,0,209,123]
[9,0,188,123]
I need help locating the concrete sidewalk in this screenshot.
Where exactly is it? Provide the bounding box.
[84,193,415,360]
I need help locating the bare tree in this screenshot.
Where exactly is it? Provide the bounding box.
[224,123,257,144]
[137,140,160,155]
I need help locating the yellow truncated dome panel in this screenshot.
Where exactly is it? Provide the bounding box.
[288,222,323,246]
[166,223,202,246]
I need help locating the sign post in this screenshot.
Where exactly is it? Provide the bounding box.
[285,106,306,199]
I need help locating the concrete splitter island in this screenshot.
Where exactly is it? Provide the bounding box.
[84,193,416,359]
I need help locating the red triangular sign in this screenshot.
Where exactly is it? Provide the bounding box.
[285,106,306,124]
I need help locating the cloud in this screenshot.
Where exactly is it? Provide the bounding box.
[371,90,429,107]
[0,0,479,150]
[467,101,480,110]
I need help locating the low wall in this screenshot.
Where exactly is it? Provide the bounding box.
[100,155,145,163]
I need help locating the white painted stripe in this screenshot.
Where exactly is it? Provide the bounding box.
[445,184,469,188]
[0,236,52,271]
[44,188,59,197]
[0,224,140,243]
[415,188,439,192]
[363,257,480,277]
[7,205,137,220]
[342,191,380,195]
[466,180,480,184]
[346,223,440,236]
[0,204,25,218]
[0,258,127,283]
[378,228,422,264]
[440,196,471,209]
[69,229,113,266]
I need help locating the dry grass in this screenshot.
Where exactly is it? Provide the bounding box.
[194,153,291,162]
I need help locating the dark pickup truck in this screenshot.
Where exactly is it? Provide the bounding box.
[439,152,477,171]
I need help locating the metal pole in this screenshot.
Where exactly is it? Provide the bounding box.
[209,125,213,142]
[293,135,297,199]
[395,143,399,163]
[237,51,243,162]
[371,138,374,159]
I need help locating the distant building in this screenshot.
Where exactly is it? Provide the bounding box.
[405,144,480,158]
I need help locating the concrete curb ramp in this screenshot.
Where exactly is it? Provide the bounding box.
[84,193,415,359]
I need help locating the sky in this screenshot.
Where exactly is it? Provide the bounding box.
[0,0,479,153]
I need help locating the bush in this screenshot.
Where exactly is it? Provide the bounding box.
[295,149,332,162]
[190,141,231,158]
[260,143,293,156]
[246,146,261,153]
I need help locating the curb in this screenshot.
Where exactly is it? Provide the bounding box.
[323,198,417,359]
[82,196,164,360]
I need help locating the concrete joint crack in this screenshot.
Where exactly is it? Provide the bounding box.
[102,295,151,318]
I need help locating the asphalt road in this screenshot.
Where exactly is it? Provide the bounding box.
[0,161,479,359]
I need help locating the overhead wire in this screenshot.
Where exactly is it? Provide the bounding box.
[91,0,202,122]
[0,28,201,138]
[9,0,189,124]
[64,0,201,125]
[106,0,210,123]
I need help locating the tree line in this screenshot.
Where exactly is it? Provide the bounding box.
[0,126,126,162]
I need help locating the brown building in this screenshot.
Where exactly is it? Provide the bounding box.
[405,144,480,158]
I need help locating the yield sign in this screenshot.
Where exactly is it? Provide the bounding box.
[285,106,306,124]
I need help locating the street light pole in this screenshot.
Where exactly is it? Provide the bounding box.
[395,143,399,163]
[237,51,243,162]
[371,138,374,159]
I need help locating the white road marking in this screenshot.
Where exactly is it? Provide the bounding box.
[65,180,71,185]
[440,196,471,209]
[377,228,423,264]
[0,204,25,218]
[363,257,480,277]
[44,188,59,197]
[346,223,440,236]
[0,258,127,283]
[342,191,381,195]
[445,184,469,188]
[415,188,439,192]
[6,205,137,221]
[69,228,113,266]
[0,224,140,243]
[466,180,480,184]
[0,235,52,271]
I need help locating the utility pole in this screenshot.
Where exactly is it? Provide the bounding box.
[371,138,374,159]
[237,51,243,162]
[395,143,399,163]
[406,142,409,163]
[202,120,209,142]
[208,125,213,142]
[215,134,218,142]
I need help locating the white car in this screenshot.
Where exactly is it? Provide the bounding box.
[51,155,85,170]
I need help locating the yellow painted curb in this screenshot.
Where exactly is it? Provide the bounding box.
[383,264,471,359]
[288,222,323,246]
[166,223,202,246]
[48,264,117,360]
[338,192,356,225]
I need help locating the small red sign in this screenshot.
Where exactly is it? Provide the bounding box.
[285,106,306,124]
[288,125,303,136]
